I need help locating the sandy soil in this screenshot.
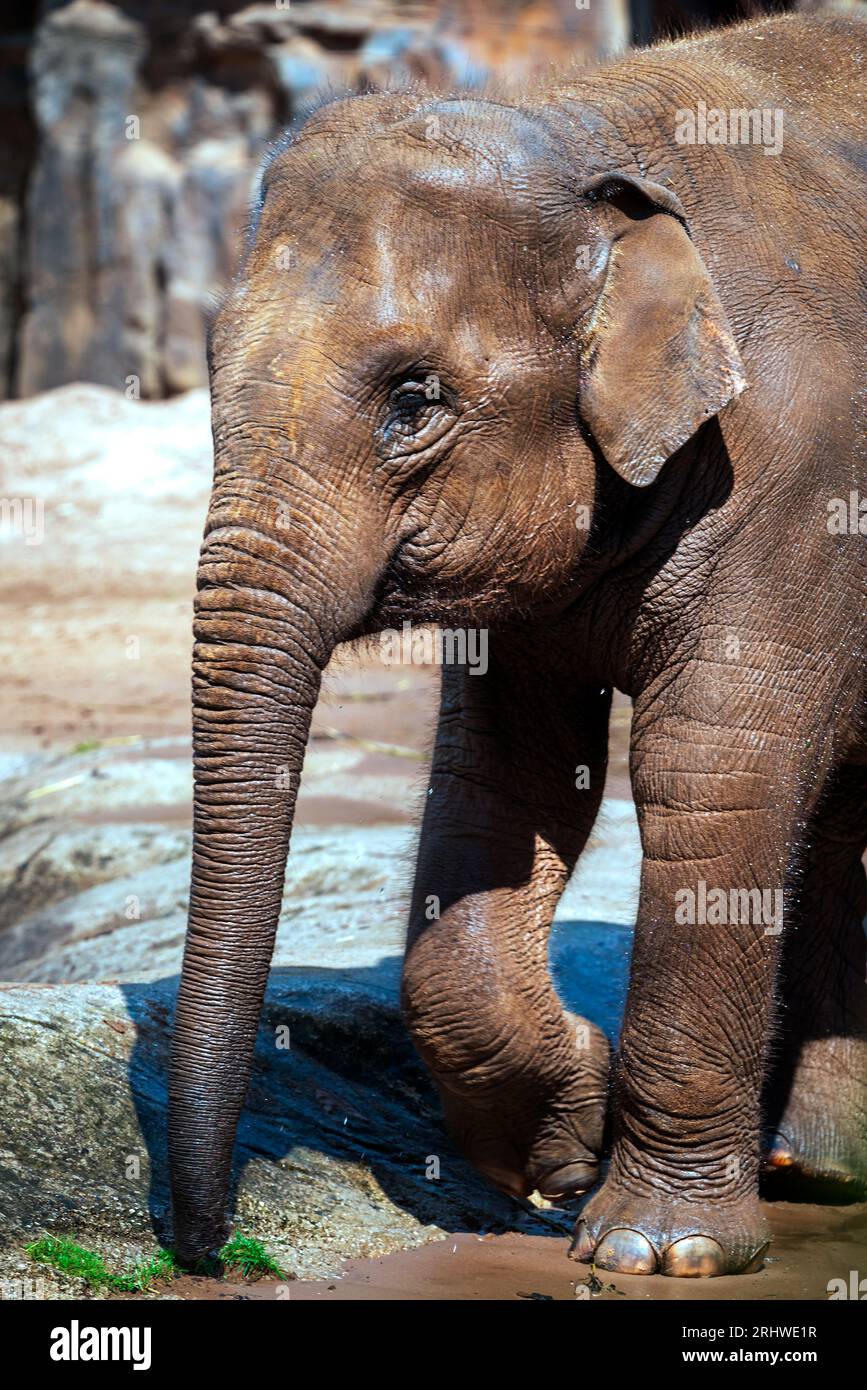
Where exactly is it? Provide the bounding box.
[155,1201,867,1302]
[287,1205,867,1302]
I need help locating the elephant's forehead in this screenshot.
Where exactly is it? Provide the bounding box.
[255,149,556,319]
[243,102,580,344]
[264,98,566,238]
[367,219,457,325]
[340,188,546,339]
[353,122,559,230]
[390,159,542,231]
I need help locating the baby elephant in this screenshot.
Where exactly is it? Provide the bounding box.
[169,12,866,1276]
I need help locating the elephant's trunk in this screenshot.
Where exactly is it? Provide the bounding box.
[168,500,374,1264]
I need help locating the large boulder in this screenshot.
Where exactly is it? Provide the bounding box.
[0,971,567,1293]
[16,2,149,397]
[0,726,638,1295]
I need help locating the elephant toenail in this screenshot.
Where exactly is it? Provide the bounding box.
[662,1235,726,1277]
[536,1161,598,1199]
[568,1220,596,1262]
[594,1228,658,1274]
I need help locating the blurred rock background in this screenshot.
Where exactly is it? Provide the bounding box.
[0,0,806,405]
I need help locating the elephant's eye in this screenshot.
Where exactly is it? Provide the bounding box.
[378,377,456,460]
[393,390,427,420]
[388,382,436,429]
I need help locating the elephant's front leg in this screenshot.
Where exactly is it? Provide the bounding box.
[573,690,803,1277]
[403,652,611,1201]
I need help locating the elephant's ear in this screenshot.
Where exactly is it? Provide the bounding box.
[579,172,747,487]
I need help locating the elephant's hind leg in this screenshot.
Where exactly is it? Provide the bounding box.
[763,762,867,1198]
[402,646,612,1202]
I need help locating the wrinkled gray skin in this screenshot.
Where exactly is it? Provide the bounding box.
[169,14,866,1278]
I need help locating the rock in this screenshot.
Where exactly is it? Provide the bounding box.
[0,701,636,1292]
[109,141,182,400]
[0,973,567,1291]
[0,818,414,983]
[268,36,346,118]
[162,136,258,394]
[0,718,639,992]
[0,20,35,402]
[0,198,22,405]
[0,384,213,751]
[0,820,191,934]
[16,1,148,397]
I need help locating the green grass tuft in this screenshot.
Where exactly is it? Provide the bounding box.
[219,1233,284,1279]
[28,1232,281,1287]
[27,1236,116,1286]
[113,1248,179,1293]
[27,1236,179,1293]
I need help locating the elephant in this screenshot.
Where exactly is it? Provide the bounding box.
[169,10,866,1278]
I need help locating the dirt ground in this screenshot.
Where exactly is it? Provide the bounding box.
[165,1201,867,1301]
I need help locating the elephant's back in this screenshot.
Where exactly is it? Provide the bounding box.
[699,13,866,165]
[549,13,865,170]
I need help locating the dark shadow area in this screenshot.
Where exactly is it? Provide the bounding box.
[121,918,634,1254]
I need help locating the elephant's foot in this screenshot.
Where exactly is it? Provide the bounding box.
[435,1012,610,1202]
[763,1035,867,1200]
[569,1178,769,1277]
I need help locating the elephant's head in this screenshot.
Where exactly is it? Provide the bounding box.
[169,94,746,1264]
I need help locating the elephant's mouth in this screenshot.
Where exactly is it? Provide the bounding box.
[360,524,440,633]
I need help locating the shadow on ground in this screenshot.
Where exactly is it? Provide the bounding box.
[120,919,634,1265]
